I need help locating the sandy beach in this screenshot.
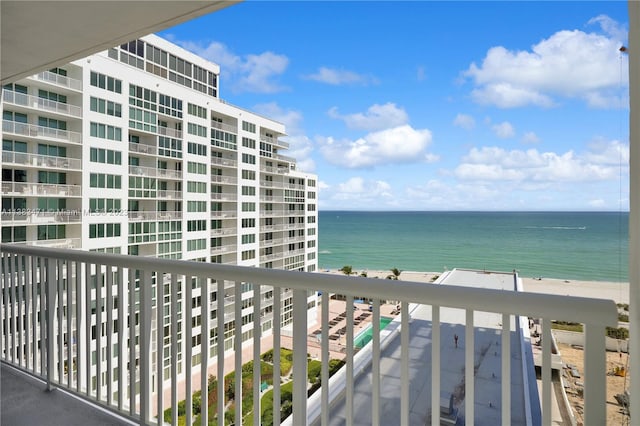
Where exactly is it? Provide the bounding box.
[322,268,629,304]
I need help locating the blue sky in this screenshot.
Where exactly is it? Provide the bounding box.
[160,1,630,211]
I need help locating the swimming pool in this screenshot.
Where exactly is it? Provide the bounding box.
[354,316,394,349]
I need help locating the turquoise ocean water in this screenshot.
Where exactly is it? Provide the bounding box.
[318,211,629,282]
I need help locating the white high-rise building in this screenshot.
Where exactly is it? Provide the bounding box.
[1,34,318,402]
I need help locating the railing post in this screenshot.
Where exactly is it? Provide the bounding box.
[501,313,511,426]
[45,258,55,391]
[541,319,552,425]
[292,288,308,426]
[400,301,409,426]
[431,305,440,426]
[139,270,153,425]
[465,309,474,425]
[583,324,606,425]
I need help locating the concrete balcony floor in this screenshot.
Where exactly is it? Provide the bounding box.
[1,363,133,426]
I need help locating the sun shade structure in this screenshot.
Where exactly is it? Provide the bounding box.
[0,0,240,86]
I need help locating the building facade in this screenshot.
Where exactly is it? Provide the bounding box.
[1,34,318,403]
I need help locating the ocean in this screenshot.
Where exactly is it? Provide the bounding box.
[318,211,629,282]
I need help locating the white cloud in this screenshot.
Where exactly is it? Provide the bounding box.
[464,16,627,108]
[453,113,476,130]
[521,132,540,144]
[491,121,515,139]
[304,67,378,85]
[589,199,606,208]
[321,176,394,208]
[173,40,288,93]
[588,15,627,41]
[328,103,409,131]
[318,125,434,169]
[455,141,628,183]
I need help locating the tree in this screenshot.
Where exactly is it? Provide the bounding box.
[339,265,353,276]
[387,267,401,280]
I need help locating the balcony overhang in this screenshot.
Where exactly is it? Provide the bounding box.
[0,0,240,86]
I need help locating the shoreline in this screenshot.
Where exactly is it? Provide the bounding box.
[320,268,629,304]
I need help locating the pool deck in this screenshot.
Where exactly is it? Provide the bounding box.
[299,299,401,361]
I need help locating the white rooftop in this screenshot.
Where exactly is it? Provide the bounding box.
[317,268,537,426]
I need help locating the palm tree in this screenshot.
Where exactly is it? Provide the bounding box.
[339,265,353,276]
[386,267,401,280]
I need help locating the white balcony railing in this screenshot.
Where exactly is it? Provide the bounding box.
[0,244,618,426]
[210,193,237,201]
[2,120,82,144]
[2,151,82,170]
[129,142,158,156]
[210,120,237,134]
[157,126,182,139]
[128,211,182,221]
[210,175,237,185]
[260,134,289,149]
[129,166,182,179]
[210,157,237,168]
[1,182,82,197]
[1,210,82,224]
[210,210,237,219]
[32,70,83,91]
[2,90,82,118]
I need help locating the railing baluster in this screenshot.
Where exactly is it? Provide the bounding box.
[372,298,381,426]
[501,313,511,426]
[140,269,153,426]
[117,266,125,410]
[25,255,32,371]
[2,253,8,365]
[96,264,103,402]
[234,280,243,426]
[40,256,46,377]
[45,258,54,391]
[273,286,281,426]
[185,274,194,426]
[31,256,38,374]
[400,301,409,426]
[583,323,606,424]
[156,272,164,424]
[9,254,16,364]
[171,274,179,426]
[465,309,474,425]
[16,254,23,366]
[75,261,82,392]
[66,260,72,388]
[345,294,354,426]
[541,318,552,425]
[217,279,225,426]
[201,276,210,426]
[431,305,440,426]
[320,290,329,426]
[292,288,308,426]
[85,263,92,397]
[106,263,113,405]
[252,283,261,426]
[57,259,63,384]
[128,268,136,416]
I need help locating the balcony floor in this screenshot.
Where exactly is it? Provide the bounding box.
[1,363,133,426]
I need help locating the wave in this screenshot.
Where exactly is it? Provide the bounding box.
[319,250,332,254]
[524,226,587,230]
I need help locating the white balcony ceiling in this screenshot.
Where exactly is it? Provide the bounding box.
[0,0,239,85]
